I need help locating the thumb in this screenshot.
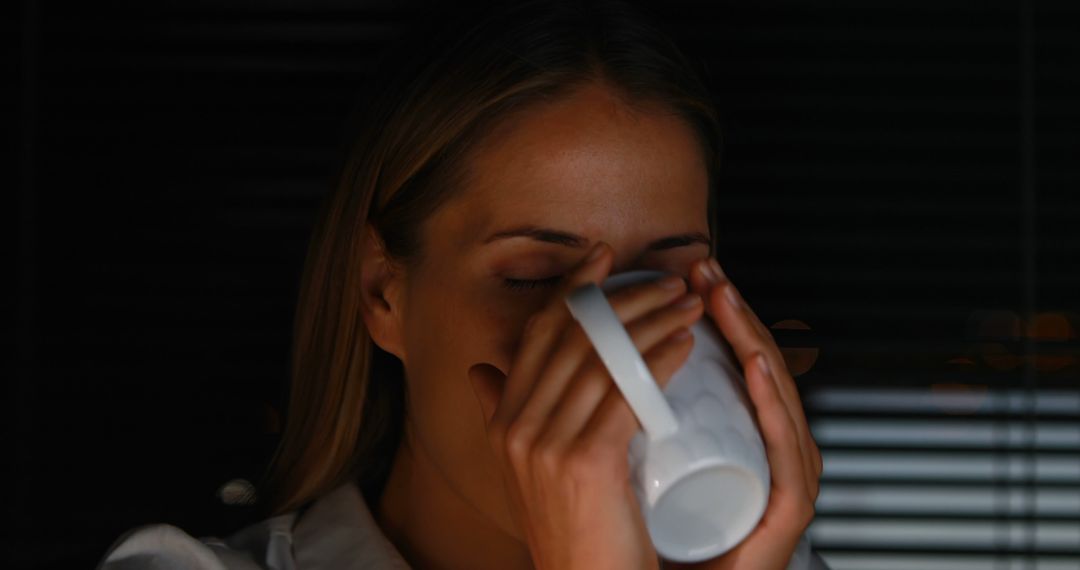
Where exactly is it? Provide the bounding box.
[468,362,506,428]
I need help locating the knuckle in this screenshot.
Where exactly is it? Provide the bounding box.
[753,323,775,347]
[503,423,535,460]
[532,440,563,473]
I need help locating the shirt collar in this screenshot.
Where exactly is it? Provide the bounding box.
[291,481,411,570]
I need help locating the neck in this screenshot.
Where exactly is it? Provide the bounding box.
[375,432,533,570]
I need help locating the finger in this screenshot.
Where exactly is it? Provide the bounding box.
[693,263,819,497]
[688,258,737,328]
[582,326,696,449]
[693,260,822,521]
[698,279,784,412]
[689,258,777,344]
[514,276,691,430]
[746,352,813,526]
[606,273,690,322]
[765,378,821,501]
[720,282,821,497]
[695,266,796,422]
[537,293,703,447]
[622,291,702,356]
[495,241,613,427]
[717,280,816,498]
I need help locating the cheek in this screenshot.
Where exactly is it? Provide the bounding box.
[399,285,524,452]
[401,293,494,465]
[399,277,566,535]
[399,288,524,516]
[479,293,538,372]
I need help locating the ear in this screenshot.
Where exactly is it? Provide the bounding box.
[358,225,407,360]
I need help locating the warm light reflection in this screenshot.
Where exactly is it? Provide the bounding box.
[973,310,1023,371]
[967,310,1078,374]
[1028,312,1077,372]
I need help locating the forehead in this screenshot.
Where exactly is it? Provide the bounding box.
[435,82,710,251]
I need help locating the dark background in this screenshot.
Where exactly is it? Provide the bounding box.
[8,0,1079,568]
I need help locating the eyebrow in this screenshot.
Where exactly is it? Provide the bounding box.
[483,225,711,251]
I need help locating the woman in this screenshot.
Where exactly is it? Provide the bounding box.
[100,1,828,568]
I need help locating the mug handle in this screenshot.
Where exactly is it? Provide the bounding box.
[565,283,680,441]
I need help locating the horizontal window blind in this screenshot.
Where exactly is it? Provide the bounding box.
[807,388,1080,569]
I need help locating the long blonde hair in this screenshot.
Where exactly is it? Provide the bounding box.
[258,0,724,516]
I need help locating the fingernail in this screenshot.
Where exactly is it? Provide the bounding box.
[676,293,702,309]
[756,353,772,378]
[699,259,719,283]
[586,242,606,262]
[724,284,741,308]
[709,258,726,280]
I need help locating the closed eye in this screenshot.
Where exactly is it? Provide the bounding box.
[502,276,562,292]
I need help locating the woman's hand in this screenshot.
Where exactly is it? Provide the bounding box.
[666,258,823,570]
[469,242,705,570]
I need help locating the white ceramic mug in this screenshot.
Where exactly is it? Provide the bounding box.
[564,269,770,562]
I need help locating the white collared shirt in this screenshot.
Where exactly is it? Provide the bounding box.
[98,481,828,569]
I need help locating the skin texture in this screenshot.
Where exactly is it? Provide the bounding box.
[358,81,822,570]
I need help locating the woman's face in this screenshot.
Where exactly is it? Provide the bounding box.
[389,81,711,537]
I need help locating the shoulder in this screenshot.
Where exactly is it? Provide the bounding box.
[96,481,407,570]
[98,513,298,570]
[98,523,229,570]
